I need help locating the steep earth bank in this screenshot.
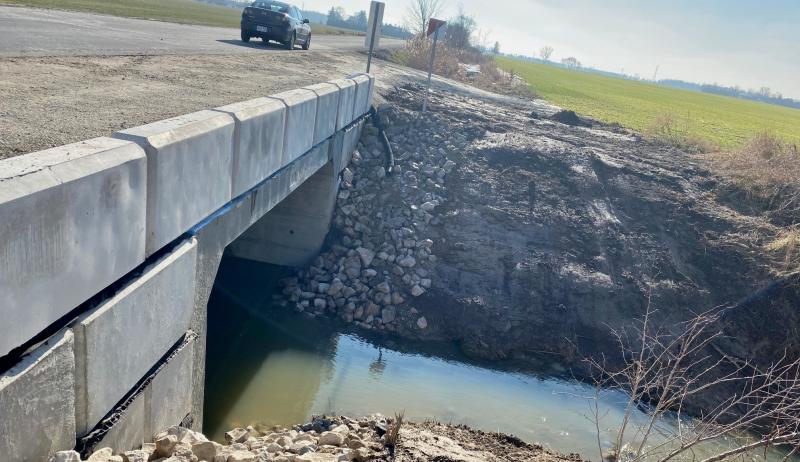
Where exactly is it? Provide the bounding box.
[275,83,799,391]
[51,416,577,462]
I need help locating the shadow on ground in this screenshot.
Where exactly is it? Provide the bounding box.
[216,39,290,51]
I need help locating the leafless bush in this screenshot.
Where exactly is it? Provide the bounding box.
[646,113,712,153]
[586,304,800,462]
[391,37,535,100]
[392,36,464,79]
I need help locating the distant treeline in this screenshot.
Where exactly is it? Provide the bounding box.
[325,7,412,39]
[659,80,800,109]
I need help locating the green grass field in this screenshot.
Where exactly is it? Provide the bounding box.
[2,0,362,34]
[496,57,800,149]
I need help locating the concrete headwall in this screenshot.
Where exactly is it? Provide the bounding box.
[0,73,373,460]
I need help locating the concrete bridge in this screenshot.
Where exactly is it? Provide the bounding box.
[0,74,374,460]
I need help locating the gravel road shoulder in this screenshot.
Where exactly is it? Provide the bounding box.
[0,51,552,159]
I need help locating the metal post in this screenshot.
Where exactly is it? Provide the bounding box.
[366,6,379,73]
[422,26,439,113]
[367,14,378,74]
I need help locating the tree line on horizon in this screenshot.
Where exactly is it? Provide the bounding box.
[325,7,412,39]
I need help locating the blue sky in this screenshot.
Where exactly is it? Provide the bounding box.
[297,0,800,98]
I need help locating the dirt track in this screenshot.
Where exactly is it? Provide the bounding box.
[0,52,360,158]
[0,51,540,159]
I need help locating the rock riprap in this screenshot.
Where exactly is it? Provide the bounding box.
[48,415,575,462]
[49,416,391,462]
[275,103,469,335]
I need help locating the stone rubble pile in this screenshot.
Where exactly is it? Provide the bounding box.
[48,415,396,462]
[277,106,470,332]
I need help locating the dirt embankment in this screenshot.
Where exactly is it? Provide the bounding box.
[277,79,799,399]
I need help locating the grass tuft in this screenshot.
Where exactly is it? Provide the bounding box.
[384,411,404,455]
[645,112,713,153]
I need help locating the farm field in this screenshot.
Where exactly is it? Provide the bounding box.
[496,56,800,148]
[1,0,362,34]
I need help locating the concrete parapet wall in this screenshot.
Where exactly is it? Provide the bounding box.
[351,74,372,118]
[305,82,341,146]
[248,138,332,222]
[0,138,146,358]
[269,89,318,164]
[331,79,356,131]
[0,329,76,461]
[73,240,198,436]
[114,110,234,256]
[213,97,286,198]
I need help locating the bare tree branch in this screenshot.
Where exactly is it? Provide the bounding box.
[585,301,800,462]
[405,0,446,35]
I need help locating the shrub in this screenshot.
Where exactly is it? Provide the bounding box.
[391,36,463,79]
[645,112,712,153]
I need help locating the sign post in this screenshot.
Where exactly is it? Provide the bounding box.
[365,1,385,73]
[422,18,446,113]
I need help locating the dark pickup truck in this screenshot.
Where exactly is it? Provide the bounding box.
[240,0,311,50]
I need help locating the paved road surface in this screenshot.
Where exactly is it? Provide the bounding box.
[0,5,403,57]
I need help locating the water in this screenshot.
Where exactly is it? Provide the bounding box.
[204,257,794,462]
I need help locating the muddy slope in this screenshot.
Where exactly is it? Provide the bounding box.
[374,85,798,369]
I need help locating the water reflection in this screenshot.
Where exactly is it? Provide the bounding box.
[368,349,387,379]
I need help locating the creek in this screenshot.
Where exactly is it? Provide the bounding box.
[203,257,792,462]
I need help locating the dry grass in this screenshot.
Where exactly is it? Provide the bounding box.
[710,133,800,274]
[712,133,800,200]
[385,411,405,455]
[765,227,800,275]
[645,112,713,153]
[391,36,463,80]
[390,37,534,99]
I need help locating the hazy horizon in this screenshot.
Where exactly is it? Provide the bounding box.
[296,0,800,99]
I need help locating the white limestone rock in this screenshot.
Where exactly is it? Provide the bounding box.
[48,451,82,462]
